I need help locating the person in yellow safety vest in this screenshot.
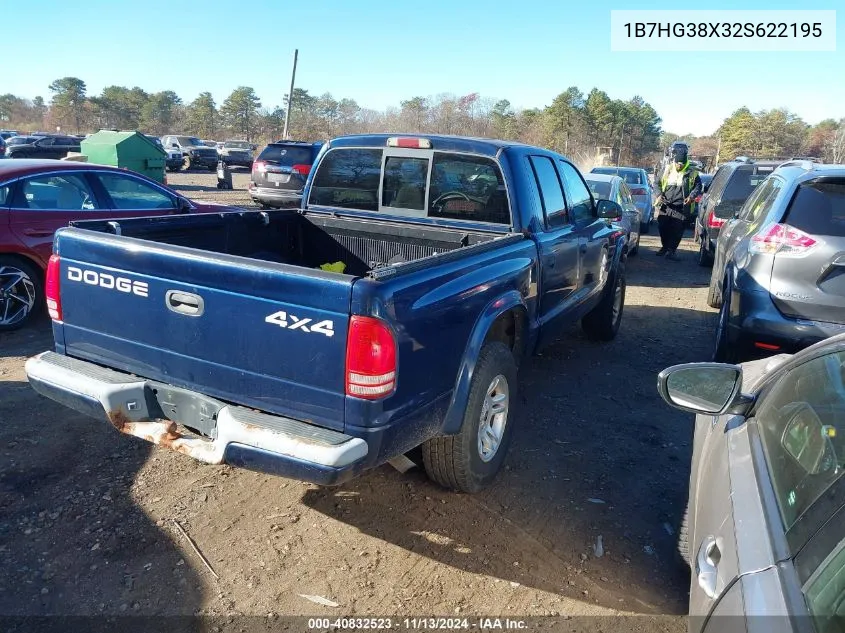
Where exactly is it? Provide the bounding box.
[654,145,702,261]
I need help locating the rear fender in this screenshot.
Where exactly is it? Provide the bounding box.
[441,291,529,434]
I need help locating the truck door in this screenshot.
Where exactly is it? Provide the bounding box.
[557,160,614,306]
[527,155,580,343]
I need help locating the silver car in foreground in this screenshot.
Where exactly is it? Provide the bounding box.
[659,333,845,633]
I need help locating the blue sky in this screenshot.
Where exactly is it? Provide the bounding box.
[5,0,842,136]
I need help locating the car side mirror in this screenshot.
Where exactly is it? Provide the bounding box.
[177,198,192,213]
[657,363,745,415]
[596,199,623,220]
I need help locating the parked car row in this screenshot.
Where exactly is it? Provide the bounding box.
[0,159,240,330]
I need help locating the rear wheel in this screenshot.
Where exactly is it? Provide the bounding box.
[713,276,740,363]
[581,262,625,341]
[697,236,713,267]
[0,258,42,332]
[706,258,723,309]
[422,342,517,493]
[676,502,690,567]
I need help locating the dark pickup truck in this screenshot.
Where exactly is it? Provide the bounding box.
[26,134,627,492]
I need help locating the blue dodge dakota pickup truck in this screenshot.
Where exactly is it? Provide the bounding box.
[26,134,626,492]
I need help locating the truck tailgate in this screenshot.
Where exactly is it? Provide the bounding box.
[54,228,352,430]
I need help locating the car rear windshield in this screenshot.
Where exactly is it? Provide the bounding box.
[585,180,612,199]
[177,136,203,146]
[784,179,845,237]
[592,168,643,185]
[309,147,511,224]
[225,141,252,149]
[722,165,774,203]
[258,144,314,166]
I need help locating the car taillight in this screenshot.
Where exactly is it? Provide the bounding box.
[46,254,62,321]
[292,164,311,176]
[346,316,396,399]
[707,212,726,229]
[630,187,647,196]
[750,223,818,256]
[253,160,266,173]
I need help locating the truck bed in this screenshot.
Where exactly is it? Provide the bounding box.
[72,210,499,278]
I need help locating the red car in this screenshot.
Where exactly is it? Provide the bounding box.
[0,159,239,331]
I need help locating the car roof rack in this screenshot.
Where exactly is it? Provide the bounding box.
[777,159,818,171]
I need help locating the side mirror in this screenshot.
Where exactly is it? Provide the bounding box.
[657,363,744,415]
[596,199,623,220]
[177,197,192,214]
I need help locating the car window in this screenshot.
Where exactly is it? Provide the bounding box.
[784,180,845,238]
[35,137,54,146]
[558,161,595,223]
[529,156,568,228]
[428,153,509,224]
[17,174,98,211]
[620,182,634,206]
[308,148,382,211]
[0,184,9,206]
[722,165,774,203]
[805,539,845,633]
[257,144,314,166]
[739,177,782,224]
[707,165,732,198]
[619,170,643,185]
[382,155,429,211]
[96,173,174,210]
[756,351,845,532]
[585,179,611,200]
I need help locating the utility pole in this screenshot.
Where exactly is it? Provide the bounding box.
[282,49,298,140]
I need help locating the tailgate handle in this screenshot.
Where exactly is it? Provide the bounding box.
[166,290,204,317]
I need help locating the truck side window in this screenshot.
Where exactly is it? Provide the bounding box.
[529,155,568,229]
[428,153,510,225]
[308,148,382,211]
[558,161,595,223]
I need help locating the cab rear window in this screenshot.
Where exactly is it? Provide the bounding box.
[309,147,511,224]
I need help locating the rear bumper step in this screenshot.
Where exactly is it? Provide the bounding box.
[25,351,368,485]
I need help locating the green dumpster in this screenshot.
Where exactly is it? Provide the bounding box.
[81,131,167,184]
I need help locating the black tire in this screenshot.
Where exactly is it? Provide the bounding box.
[677,502,690,567]
[706,257,723,309]
[182,156,192,171]
[0,257,43,332]
[422,342,518,493]
[713,276,740,363]
[208,164,217,172]
[581,261,626,341]
[697,236,713,268]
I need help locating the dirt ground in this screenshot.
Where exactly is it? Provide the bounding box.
[0,172,716,629]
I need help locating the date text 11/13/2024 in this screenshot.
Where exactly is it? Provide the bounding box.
[307,617,528,630]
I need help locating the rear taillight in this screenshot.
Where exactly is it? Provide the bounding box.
[750,223,818,257]
[707,212,726,229]
[346,316,396,399]
[46,254,62,321]
[630,187,647,196]
[253,160,266,173]
[292,164,311,176]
